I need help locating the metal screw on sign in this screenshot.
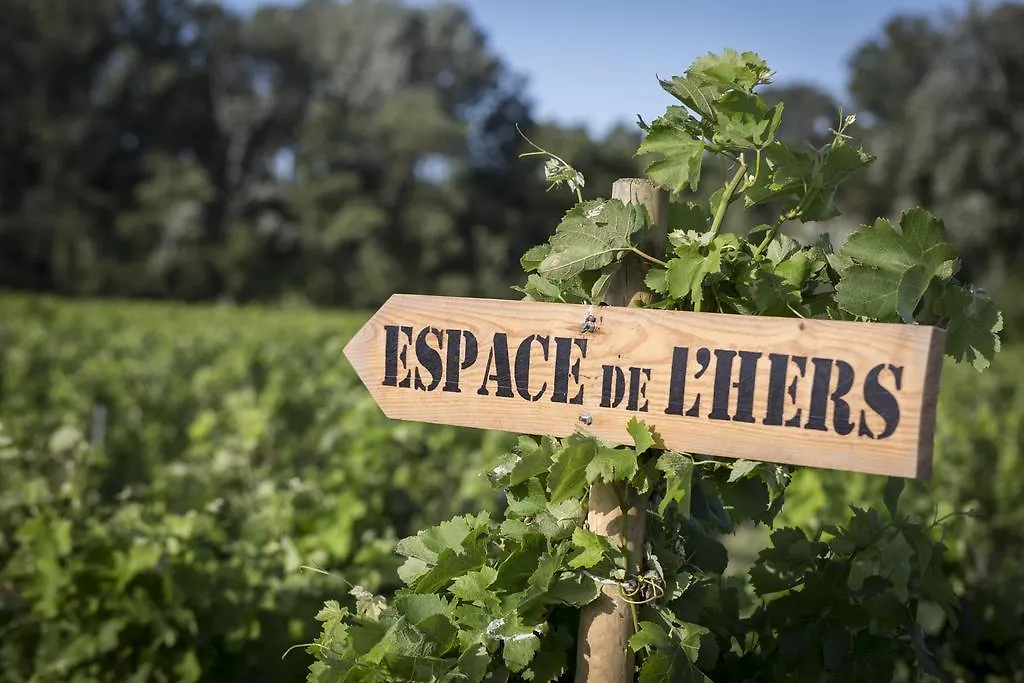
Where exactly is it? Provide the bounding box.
[580,305,598,334]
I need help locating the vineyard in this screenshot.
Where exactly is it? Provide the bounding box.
[0,294,514,682]
[0,293,1020,681]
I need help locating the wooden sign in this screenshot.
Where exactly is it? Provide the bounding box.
[343,294,946,478]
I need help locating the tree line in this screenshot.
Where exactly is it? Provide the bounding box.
[3,0,1023,326]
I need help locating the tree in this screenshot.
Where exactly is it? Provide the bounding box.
[844,3,1024,327]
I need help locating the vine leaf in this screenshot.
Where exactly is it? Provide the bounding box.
[521,244,552,273]
[713,91,784,150]
[656,452,694,516]
[585,446,639,484]
[798,142,875,221]
[629,621,672,651]
[834,266,900,322]
[666,244,722,311]
[547,440,595,504]
[933,281,1003,371]
[883,477,905,519]
[526,628,573,682]
[660,49,772,121]
[450,567,500,609]
[537,199,647,281]
[835,209,958,322]
[503,633,541,673]
[727,459,761,482]
[567,528,619,570]
[627,417,660,454]
[841,211,957,277]
[636,115,705,194]
[637,649,712,683]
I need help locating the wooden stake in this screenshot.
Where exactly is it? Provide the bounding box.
[575,178,667,683]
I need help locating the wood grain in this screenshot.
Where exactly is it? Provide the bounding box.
[344,293,946,478]
[575,177,663,683]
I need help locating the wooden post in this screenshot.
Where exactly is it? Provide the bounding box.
[575,178,668,683]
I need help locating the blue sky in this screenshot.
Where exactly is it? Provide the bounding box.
[223,0,985,136]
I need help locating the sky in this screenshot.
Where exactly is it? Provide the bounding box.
[222,0,988,136]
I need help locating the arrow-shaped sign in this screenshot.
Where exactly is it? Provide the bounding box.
[343,294,945,478]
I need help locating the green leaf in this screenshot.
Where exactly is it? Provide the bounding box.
[420,513,489,557]
[883,477,904,519]
[494,535,546,592]
[912,625,954,683]
[660,49,772,120]
[748,268,800,316]
[636,119,705,194]
[503,634,541,673]
[836,209,961,323]
[645,267,668,294]
[535,499,586,542]
[411,528,489,593]
[392,594,456,653]
[546,574,601,606]
[898,207,959,276]
[673,622,709,664]
[395,534,439,564]
[521,244,552,273]
[456,644,491,683]
[590,270,615,304]
[537,200,646,281]
[520,274,563,302]
[835,265,900,321]
[677,515,728,575]
[933,281,1003,371]
[507,479,549,518]
[547,439,595,503]
[727,459,760,482]
[774,249,813,289]
[637,648,712,683]
[895,264,930,323]
[528,545,567,593]
[842,214,955,275]
[798,142,875,221]
[666,244,721,311]
[638,650,674,683]
[508,436,557,488]
[656,452,693,516]
[744,143,812,208]
[450,567,500,609]
[627,417,659,453]
[567,527,618,570]
[712,91,784,150]
[397,557,430,586]
[687,48,772,91]
[585,446,639,484]
[629,621,671,651]
[525,628,572,682]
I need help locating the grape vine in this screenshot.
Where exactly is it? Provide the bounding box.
[303,49,1002,682]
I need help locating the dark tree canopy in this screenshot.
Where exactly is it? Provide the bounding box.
[0,0,1021,328]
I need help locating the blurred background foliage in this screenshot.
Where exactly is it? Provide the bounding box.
[3,0,1022,330]
[2,0,1024,681]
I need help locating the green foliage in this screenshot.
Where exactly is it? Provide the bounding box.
[0,0,648,309]
[306,50,1002,681]
[779,345,1024,680]
[0,295,513,683]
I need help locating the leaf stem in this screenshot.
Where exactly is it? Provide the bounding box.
[708,159,749,240]
[752,211,794,258]
[630,247,669,269]
[516,123,584,203]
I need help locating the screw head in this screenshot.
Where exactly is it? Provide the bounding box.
[578,414,593,426]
